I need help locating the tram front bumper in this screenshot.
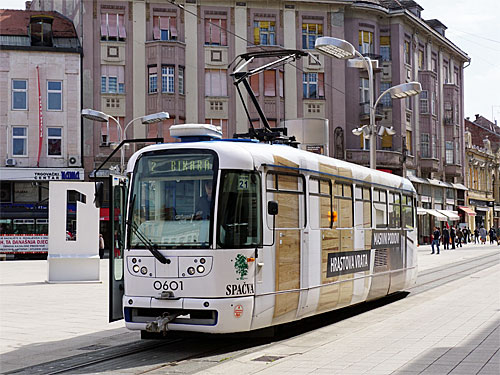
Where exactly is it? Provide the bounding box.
[123,295,254,333]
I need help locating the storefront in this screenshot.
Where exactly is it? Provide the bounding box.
[0,168,84,257]
[468,198,494,230]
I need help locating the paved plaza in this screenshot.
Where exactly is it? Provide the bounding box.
[1,243,499,374]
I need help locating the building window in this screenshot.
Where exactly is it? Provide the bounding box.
[12,79,28,110]
[206,119,228,137]
[161,66,175,93]
[359,30,374,55]
[253,21,275,45]
[279,70,284,98]
[303,72,324,99]
[47,81,62,111]
[205,18,227,46]
[380,82,391,107]
[148,66,158,93]
[421,133,430,158]
[360,136,370,150]
[153,16,177,41]
[418,48,424,70]
[431,134,437,158]
[12,127,27,156]
[380,35,391,61]
[100,12,126,41]
[406,130,412,155]
[431,57,437,72]
[30,16,53,47]
[381,132,392,150]
[264,70,276,97]
[445,141,454,164]
[360,78,369,103]
[47,127,62,156]
[179,67,184,95]
[431,88,436,115]
[302,23,323,49]
[205,69,227,97]
[101,66,125,94]
[443,62,449,84]
[419,90,428,113]
[250,74,259,96]
[404,40,411,65]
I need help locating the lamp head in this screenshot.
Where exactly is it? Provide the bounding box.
[81,109,109,122]
[315,36,356,60]
[352,127,363,136]
[389,82,422,99]
[141,112,170,124]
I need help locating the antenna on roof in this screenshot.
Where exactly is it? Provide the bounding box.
[229,49,307,147]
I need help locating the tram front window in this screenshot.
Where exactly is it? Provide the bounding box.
[129,152,216,248]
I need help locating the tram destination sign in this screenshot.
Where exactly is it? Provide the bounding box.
[372,230,402,249]
[326,250,371,278]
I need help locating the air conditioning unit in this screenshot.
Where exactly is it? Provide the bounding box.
[5,158,17,167]
[68,155,81,167]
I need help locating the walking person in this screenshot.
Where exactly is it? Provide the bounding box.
[457,227,463,248]
[479,226,487,244]
[450,225,456,249]
[489,227,496,245]
[497,227,500,245]
[431,227,441,254]
[463,227,469,244]
[442,226,450,250]
[99,233,105,259]
[474,228,479,244]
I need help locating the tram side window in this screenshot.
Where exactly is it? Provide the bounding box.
[389,191,401,228]
[373,189,387,228]
[334,182,353,228]
[217,171,261,248]
[309,177,332,229]
[355,186,371,228]
[402,195,414,229]
[266,172,305,229]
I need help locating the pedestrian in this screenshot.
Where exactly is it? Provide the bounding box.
[431,227,441,254]
[497,227,500,246]
[99,233,105,259]
[442,226,450,250]
[479,226,487,244]
[463,227,469,244]
[489,227,496,245]
[474,228,479,244]
[457,227,463,247]
[450,225,456,249]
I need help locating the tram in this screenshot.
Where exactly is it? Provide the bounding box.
[108,127,417,335]
[107,50,418,335]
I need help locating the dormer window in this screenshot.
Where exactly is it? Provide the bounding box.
[30,16,53,47]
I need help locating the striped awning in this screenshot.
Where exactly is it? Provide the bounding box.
[426,209,448,221]
[437,210,460,221]
[417,207,428,216]
[458,206,476,216]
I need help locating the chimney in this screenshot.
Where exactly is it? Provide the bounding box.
[25,1,32,10]
[466,117,470,121]
[475,114,480,120]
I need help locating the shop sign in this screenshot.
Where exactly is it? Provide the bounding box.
[0,234,48,253]
[0,168,84,181]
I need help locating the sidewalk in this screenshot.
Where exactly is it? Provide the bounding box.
[1,243,499,374]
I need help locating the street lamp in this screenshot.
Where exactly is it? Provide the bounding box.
[82,109,169,172]
[315,36,422,169]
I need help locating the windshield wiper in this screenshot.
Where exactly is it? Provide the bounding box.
[128,195,168,264]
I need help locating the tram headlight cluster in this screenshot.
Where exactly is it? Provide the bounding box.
[197,265,205,273]
[187,267,196,275]
[133,264,140,273]
[140,266,148,275]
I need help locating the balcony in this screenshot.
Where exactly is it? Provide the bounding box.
[359,102,384,124]
[346,149,404,171]
[445,164,462,178]
[420,158,440,173]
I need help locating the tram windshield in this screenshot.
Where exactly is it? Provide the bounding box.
[129,151,216,248]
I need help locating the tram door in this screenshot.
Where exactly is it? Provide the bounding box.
[109,174,128,322]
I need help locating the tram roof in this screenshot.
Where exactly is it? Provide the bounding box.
[128,140,415,193]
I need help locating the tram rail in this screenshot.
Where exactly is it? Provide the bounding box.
[6,251,499,375]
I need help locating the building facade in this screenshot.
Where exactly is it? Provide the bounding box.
[30,0,469,243]
[464,115,500,232]
[0,9,82,255]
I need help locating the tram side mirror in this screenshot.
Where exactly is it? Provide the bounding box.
[268,201,278,216]
[94,182,104,208]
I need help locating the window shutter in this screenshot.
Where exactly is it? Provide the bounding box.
[159,16,169,30]
[253,26,260,45]
[264,70,276,96]
[108,13,118,38]
[153,16,160,39]
[220,19,227,46]
[205,19,211,44]
[170,17,177,37]
[250,74,259,96]
[100,14,107,37]
[279,71,284,98]
[205,69,211,96]
[380,36,390,45]
[118,66,124,84]
[318,72,324,97]
[211,19,221,45]
[118,14,126,38]
[360,135,364,148]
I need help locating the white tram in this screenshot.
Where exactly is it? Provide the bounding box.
[108,126,418,335]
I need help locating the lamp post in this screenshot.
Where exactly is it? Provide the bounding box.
[315,36,422,170]
[82,109,169,172]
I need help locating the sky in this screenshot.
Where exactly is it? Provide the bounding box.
[2,0,499,123]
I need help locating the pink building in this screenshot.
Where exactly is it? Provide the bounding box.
[0,9,82,255]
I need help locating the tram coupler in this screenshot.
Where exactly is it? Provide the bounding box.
[145,312,181,335]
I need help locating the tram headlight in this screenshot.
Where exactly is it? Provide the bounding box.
[132,258,137,264]
[200,258,206,264]
[197,265,205,273]
[187,267,195,275]
[133,264,140,273]
[140,266,148,275]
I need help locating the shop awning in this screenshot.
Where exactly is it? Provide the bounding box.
[417,207,428,215]
[408,175,429,184]
[428,179,452,188]
[437,210,460,221]
[458,206,476,216]
[475,206,489,212]
[426,209,448,221]
[452,183,468,191]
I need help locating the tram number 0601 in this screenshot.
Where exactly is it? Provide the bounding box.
[153,280,184,291]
